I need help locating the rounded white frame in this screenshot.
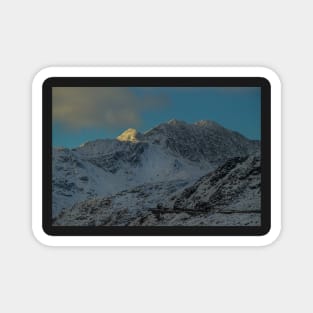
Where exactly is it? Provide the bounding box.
[32,66,281,246]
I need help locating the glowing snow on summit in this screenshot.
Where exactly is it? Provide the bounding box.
[116,128,143,143]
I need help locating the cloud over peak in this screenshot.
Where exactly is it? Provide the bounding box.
[53,87,167,130]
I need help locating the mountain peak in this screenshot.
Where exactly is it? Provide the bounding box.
[167,119,186,125]
[116,128,143,143]
[194,120,219,127]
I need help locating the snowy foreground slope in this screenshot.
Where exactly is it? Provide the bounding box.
[52,120,260,226]
[54,155,261,226]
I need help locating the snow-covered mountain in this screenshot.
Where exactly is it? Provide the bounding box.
[53,155,261,226]
[52,119,260,222]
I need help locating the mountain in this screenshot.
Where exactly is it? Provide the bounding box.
[52,120,260,219]
[53,155,261,226]
[144,119,258,163]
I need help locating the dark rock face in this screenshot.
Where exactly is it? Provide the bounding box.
[144,120,259,165]
[172,156,261,213]
[87,142,147,173]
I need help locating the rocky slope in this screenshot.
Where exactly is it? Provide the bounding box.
[53,155,261,226]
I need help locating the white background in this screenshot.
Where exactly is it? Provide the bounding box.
[0,0,311,312]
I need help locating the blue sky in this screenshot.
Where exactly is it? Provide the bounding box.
[53,87,261,148]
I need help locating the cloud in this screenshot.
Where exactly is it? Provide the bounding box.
[53,87,167,130]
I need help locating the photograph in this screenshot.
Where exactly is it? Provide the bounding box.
[52,86,261,227]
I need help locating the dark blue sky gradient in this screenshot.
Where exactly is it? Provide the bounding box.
[53,87,260,148]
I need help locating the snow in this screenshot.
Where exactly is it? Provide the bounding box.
[116,128,143,142]
[52,120,260,225]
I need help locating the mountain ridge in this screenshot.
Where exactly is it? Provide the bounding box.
[52,119,260,218]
